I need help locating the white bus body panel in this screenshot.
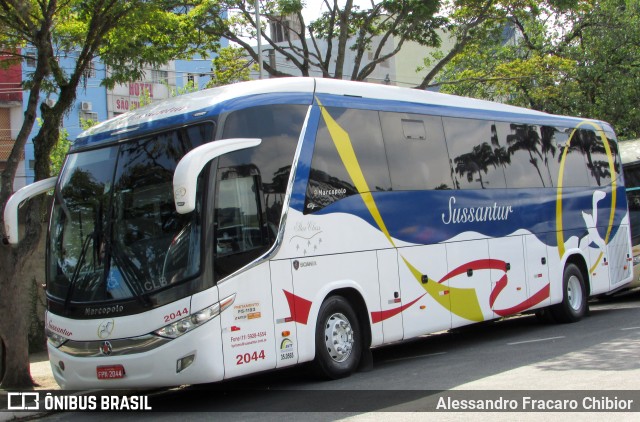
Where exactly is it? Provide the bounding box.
[217,264,277,379]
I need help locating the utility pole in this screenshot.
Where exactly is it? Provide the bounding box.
[255,0,263,79]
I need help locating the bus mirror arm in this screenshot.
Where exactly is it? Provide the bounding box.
[173,138,262,214]
[3,176,57,245]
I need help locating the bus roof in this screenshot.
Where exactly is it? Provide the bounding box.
[73,77,612,150]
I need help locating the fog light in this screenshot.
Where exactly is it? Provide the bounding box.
[177,353,196,373]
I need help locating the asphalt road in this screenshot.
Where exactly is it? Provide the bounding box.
[36,289,640,421]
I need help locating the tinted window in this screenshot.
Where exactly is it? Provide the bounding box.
[220,104,308,228]
[215,104,307,279]
[546,127,590,187]
[581,128,615,187]
[381,112,454,190]
[305,107,391,212]
[495,122,553,188]
[443,117,507,189]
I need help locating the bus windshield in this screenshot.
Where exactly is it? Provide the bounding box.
[47,123,213,303]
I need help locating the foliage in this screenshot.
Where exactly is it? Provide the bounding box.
[207,46,258,87]
[437,0,640,139]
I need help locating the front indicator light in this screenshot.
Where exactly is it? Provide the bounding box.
[46,328,68,348]
[177,353,196,373]
[154,294,236,339]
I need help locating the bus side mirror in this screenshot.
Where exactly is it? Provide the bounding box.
[3,176,57,245]
[173,138,262,214]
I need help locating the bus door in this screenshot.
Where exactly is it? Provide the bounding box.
[213,170,277,379]
[376,248,403,343]
[397,244,451,339]
[524,234,551,310]
[487,237,528,318]
[446,240,495,327]
[218,265,276,379]
[270,260,299,368]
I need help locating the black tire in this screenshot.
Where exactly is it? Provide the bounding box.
[534,308,557,324]
[312,295,362,379]
[551,263,588,323]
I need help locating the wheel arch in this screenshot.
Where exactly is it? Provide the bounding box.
[564,253,591,298]
[328,287,372,352]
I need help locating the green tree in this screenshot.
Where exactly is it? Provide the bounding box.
[0,0,221,388]
[436,0,640,139]
[207,45,257,87]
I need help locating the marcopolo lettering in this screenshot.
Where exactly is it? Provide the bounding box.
[84,305,124,316]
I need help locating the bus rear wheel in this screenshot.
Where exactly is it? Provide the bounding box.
[313,295,362,379]
[551,263,587,323]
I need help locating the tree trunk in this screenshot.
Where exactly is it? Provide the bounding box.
[0,244,33,389]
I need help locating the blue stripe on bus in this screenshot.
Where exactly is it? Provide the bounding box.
[308,185,627,247]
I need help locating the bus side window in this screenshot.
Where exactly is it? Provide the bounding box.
[551,128,591,187]
[305,107,390,213]
[494,122,553,188]
[581,128,614,187]
[380,112,454,190]
[442,117,507,190]
[213,166,270,280]
[220,104,308,234]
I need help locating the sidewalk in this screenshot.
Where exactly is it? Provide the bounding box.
[30,351,59,391]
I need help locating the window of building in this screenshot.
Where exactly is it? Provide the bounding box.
[79,111,99,126]
[83,60,96,79]
[151,69,169,84]
[25,50,36,67]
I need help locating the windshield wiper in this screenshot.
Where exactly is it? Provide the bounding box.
[63,232,95,311]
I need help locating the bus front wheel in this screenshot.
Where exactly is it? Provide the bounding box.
[313,295,362,379]
[551,263,587,323]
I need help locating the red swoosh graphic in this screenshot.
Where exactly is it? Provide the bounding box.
[371,294,426,324]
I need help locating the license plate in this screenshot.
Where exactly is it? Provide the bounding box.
[97,365,125,380]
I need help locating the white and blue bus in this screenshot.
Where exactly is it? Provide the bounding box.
[4,77,633,388]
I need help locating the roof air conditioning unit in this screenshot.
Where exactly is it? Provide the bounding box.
[81,101,92,111]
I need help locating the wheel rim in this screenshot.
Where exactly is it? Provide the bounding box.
[324,312,354,363]
[567,274,583,311]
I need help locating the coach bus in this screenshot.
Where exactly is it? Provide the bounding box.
[619,139,640,288]
[4,77,632,388]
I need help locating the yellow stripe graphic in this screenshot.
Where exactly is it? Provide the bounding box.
[556,121,617,273]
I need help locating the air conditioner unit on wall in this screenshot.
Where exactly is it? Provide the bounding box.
[81,101,92,111]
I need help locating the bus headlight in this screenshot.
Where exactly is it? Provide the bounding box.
[154,294,236,339]
[45,328,68,348]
